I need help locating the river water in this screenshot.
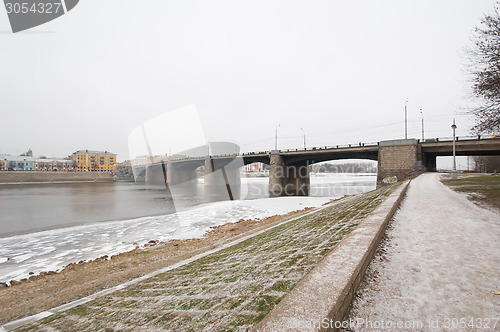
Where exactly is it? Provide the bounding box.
[0,174,375,283]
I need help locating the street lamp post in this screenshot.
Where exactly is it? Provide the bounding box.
[451,119,457,179]
[207,136,214,156]
[275,124,280,150]
[420,109,424,141]
[301,128,306,149]
[405,98,409,139]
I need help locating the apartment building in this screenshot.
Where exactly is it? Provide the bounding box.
[34,159,75,172]
[72,150,117,172]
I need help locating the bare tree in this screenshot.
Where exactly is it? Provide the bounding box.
[467,2,500,134]
[473,156,500,173]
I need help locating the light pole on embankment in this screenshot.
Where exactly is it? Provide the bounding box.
[420,109,424,141]
[275,124,280,150]
[451,119,457,180]
[404,98,409,139]
[301,128,306,149]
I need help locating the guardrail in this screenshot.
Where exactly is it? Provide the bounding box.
[242,142,380,156]
[420,135,497,143]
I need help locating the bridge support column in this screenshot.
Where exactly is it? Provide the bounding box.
[204,157,241,200]
[167,163,197,185]
[269,152,310,197]
[145,163,168,186]
[377,139,423,186]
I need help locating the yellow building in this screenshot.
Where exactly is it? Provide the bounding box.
[72,150,117,172]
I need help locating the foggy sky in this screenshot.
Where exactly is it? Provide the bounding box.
[0,0,495,161]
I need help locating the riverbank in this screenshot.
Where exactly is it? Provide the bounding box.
[0,206,316,325]
[0,171,114,184]
[1,184,396,329]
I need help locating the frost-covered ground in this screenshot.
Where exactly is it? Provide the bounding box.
[349,173,500,331]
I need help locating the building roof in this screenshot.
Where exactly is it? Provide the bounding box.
[1,156,74,163]
[73,150,116,156]
[2,156,35,162]
[35,158,74,163]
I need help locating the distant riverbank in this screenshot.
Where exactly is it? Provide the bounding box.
[0,171,114,184]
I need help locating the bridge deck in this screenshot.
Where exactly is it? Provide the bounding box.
[134,137,499,169]
[421,138,500,156]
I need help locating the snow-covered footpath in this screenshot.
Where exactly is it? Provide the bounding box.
[349,173,500,331]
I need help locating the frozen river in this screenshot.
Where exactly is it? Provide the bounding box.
[0,174,375,284]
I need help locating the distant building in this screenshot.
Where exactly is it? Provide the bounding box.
[34,158,75,172]
[4,156,35,171]
[244,162,265,172]
[0,155,75,172]
[116,160,133,178]
[20,149,33,157]
[72,150,117,172]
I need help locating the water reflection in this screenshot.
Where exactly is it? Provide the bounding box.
[0,175,376,237]
[70,183,117,215]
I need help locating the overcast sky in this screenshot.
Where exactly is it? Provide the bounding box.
[0,0,496,161]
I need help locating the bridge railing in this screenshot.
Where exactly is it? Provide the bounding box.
[241,142,380,156]
[419,135,497,143]
[141,136,498,162]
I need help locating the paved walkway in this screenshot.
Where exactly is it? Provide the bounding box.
[349,173,500,331]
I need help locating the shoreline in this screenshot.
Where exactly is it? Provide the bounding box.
[0,196,336,284]
[0,204,325,325]
[0,171,377,185]
[0,171,115,185]
[0,180,112,185]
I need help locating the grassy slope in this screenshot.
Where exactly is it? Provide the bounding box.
[442,174,500,211]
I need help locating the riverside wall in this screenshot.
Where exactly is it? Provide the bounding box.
[0,171,114,184]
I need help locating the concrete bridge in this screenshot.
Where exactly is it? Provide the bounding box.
[133,137,500,197]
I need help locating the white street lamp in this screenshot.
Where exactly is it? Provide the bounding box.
[420,109,424,141]
[275,124,280,150]
[405,98,409,139]
[300,128,306,149]
[451,119,457,179]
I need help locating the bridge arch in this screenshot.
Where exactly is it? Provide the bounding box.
[282,151,378,166]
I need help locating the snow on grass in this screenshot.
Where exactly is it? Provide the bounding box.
[22,185,395,331]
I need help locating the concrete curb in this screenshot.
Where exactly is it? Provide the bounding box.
[253,180,410,332]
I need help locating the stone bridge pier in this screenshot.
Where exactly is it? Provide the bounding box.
[167,161,200,185]
[204,157,242,200]
[269,151,310,197]
[144,163,168,186]
[377,139,425,186]
[145,162,199,186]
[143,157,242,201]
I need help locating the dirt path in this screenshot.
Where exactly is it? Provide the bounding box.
[349,173,500,331]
